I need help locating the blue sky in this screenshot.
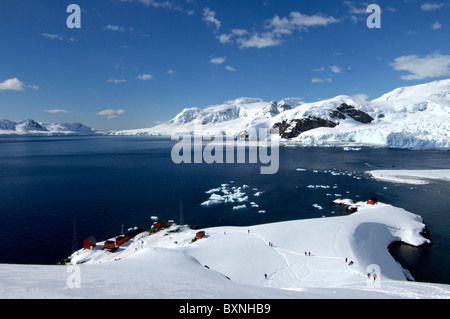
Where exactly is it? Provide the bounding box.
[0,0,449,131]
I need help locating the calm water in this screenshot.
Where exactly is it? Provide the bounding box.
[0,136,449,284]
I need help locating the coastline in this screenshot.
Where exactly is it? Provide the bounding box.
[1,199,449,298]
[367,169,450,185]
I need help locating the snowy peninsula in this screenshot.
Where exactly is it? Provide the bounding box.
[368,169,450,185]
[2,199,450,299]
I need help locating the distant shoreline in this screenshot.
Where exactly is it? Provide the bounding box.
[367,169,450,185]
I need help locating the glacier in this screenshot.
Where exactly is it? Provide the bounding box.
[114,79,450,150]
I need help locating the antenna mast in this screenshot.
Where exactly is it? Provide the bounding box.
[71,213,78,254]
[179,197,184,225]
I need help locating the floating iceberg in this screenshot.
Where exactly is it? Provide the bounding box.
[312,204,324,210]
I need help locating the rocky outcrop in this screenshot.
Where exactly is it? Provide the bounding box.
[22,119,44,129]
[272,117,338,139]
[330,103,374,124]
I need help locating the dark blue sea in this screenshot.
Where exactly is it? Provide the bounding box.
[0,136,449,284]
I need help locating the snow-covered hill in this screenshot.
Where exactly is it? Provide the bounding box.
[0,119,101,136]
[2,198,450,299]
[115,79,450,150]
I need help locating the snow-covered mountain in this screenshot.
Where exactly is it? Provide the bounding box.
[0,119,102,136]
[115,79,450,150]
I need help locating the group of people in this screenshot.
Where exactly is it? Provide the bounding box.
[262,251,380,284]
[345,257,354,266]
[367,272,378,281]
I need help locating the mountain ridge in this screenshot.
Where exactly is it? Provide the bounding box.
[0,119,102,136]
[115,79,450,150]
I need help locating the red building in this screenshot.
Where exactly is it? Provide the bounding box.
[152,222,163,229]
[104,240,116,250]
[83,236,96,250]
[196,231,206,239]
[115,235,128,246]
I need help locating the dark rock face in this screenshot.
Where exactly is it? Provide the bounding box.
[270,103,374,140]
[330,103,374,124]
[23,119,44,129]
[272,117,338,139]
[329,110,347,120]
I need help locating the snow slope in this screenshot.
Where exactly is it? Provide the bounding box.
[2,200,450,299]
[114,79,450,150]
[0,119,102,136]
[367,169,450,185]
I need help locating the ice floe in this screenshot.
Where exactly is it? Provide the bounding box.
[201,182,265,212]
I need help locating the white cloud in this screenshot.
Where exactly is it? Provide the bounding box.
[107,78,127,84]
[431,22,442,30]
[217,29,249,44]
[138,0,175,9]
[41,33,63,40]
[28,84,39,91]
[0,78,25,91]
[330,65,343,73]
[119,0,189,14]
[343,1,370,15]
[216,34,233,44]
[231,29,248,36]
[391,54,450,80]
[351,94,369,103]
[225,65,236,72]
[97,109,126,120]
[312,77,332,83]
[209,56,226,64]
[104,24,127,33]
[268,11,339,35]
[421,2,445,11]
[203,7,221,30]
[236,33,282,49]
[41,33,76,43]
[137,73,154,80]
[44,109,68,114]
[166,69,175,74]
[219,11,338,49]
